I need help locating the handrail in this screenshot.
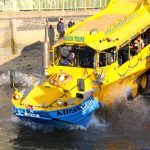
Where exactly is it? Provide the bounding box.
[128,56,139,68]
[0,0,109,12]
[114,67,129,77]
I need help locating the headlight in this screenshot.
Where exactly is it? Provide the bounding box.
[57,100,63,106]
[57,100,68,107]
[13,94,20,100]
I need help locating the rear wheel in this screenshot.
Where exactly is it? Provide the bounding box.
[139,73,148,93]
[128,81,138,100]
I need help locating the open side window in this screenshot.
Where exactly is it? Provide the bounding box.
[99,47,116,67]
[142,27,150,46]
[118,44,130,66]
[129,28,150,57]
[118,27,150,66]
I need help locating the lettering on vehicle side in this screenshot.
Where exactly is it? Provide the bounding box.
[105,12,138,35]
[64,36,85,42]
[57,103,86,116]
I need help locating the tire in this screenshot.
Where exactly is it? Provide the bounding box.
[127,81,138,100]
[138,73,148,93]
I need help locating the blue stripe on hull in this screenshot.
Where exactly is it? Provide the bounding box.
[17,113,92,129]
[13,98,101,129]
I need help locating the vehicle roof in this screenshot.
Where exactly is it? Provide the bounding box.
[54,0,150,51]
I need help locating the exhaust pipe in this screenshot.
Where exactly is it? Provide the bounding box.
[42,23,49,76]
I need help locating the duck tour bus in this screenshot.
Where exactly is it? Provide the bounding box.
[12,0,150,129]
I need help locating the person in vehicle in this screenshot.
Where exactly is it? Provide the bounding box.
[60,52,76,66]
[58,47,76,66]
[130,35,145,55]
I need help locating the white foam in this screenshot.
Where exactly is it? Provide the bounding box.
[10,116,20,123]
[0,71,44,88]
[106,95,150,131]
[89,114,110,130]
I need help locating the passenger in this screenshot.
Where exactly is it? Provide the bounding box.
[68,19,75,28]
[60,56,70,66]
[130,35,145,55]
[57,18,65,38]
[60,51,76,66]
[137,35,145,49]
[68,52,76,66]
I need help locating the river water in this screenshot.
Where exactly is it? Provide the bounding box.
[0,72,149,150]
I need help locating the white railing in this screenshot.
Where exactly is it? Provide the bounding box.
[0,0,109,11]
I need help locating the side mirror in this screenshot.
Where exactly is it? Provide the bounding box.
[77,78,85,91]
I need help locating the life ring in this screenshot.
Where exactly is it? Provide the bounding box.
[50,71,72,86]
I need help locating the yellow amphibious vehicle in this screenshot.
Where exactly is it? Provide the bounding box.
[12,0,150,128]
[48,0,150,104]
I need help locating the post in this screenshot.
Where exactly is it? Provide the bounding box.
[12,0,14,12]
[12,0,17,12]
[104,0,107,7]
[62,0,64,11]
[38,0,41,11]
[128,42,131,59]
[45,22,49,42]
[10,19,17,54]
[42,23,49,76]
[84,0,87,10]
[99,0,102,9]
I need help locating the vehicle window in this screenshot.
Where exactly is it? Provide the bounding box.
[54,45,95,68]
[118,45,129,66]
[99,47,116,67]
[143,28,150,46]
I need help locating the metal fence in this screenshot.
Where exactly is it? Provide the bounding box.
[0,0,109,11]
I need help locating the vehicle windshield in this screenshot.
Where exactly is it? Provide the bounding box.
[54,45,95,68]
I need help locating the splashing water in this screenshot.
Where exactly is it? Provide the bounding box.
[10,112,108,132]
[101,95,150,132]
[10,116,20,123]
[0,71,45,88]
[89,114,110,130]
[1,71,149,134]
